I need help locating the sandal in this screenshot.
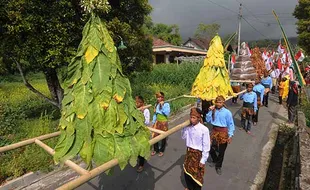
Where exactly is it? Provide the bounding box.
[158,152,164,157]
[151,151,157,156]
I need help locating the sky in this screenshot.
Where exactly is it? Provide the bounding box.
[148,0,298,42]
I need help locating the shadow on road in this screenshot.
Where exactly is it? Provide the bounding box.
[87,155,186,190]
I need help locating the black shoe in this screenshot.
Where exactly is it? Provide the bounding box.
[265,105,268,107]
[216,168,222,175]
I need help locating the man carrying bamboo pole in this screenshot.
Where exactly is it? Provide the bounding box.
[151,92,170,157]
[206,95,235,175]
[135,96,150,173]
[182,108,210,190]
[240,83,258,134]
[253,78,265,125]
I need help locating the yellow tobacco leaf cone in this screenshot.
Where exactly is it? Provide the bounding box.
[191,35,234,101]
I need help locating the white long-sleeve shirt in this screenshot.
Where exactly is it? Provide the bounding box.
[143,109,150,126]
[181,122,210,164]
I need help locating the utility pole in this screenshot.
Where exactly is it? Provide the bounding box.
[237,3,242,56]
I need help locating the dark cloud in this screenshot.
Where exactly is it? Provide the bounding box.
[149,0,298,42]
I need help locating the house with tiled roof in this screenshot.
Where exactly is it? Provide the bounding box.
[183,38,210,50]
[152,37,207,64]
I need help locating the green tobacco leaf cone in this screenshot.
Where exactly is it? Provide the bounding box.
[54,15,150,170]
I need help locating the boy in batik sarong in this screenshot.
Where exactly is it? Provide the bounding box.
[182,108,210,190]
[240,83,258,134]
[206,95,235,175]
[151,92,170,157]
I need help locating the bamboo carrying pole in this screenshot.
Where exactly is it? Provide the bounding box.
[182,89,247,100]
[137,104,152,111]
[0,131,61,153]
[230,80,255,83]
[34,139,89,175]
[57,120,191,190]
[147,127,165,134]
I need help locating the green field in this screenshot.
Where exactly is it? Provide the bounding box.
[0,62,202,184]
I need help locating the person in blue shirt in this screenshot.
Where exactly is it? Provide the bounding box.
[261,71,272,107]
[252,78,265,125]
[240,83,257,134]
[206,95,235,175]
[151,92,170,157]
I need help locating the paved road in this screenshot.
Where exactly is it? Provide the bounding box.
[75,94,285,190]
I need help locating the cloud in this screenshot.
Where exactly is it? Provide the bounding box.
[149,0,298,41]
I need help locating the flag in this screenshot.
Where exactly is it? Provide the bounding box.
[277,57,282,70]
[273,10,306,87]
[295,50,305,62]
[262,49,268,61]
[277,42,285,54]
[246,43,252,57]
[231,54,236,65]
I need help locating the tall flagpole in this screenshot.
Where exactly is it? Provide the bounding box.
[237,3,242,56]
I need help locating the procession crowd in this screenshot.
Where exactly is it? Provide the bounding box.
[133,48,300,190]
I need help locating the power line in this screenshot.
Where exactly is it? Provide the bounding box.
[242,17,270,39]
[206,0,239,15]
[244,13,292,16]
[244,17,296,26]
[242,4,267,24]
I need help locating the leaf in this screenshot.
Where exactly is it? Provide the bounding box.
[97,17,115,53]
[97,90,112,110]
[66,59,82,87]
[92,53,112,95]
[114,136,132,170]
[113,74,127,103]
[85,45,99,64]
[73,83,93,119]
[86,19,102,52]
[62,93,74,106]
[88,98,104,131]
[81,57,95,84]
[60,119,87,162]
[116,103,127,128]
[54,126,75,163]
[102,99,117,134]
[79,117,94,168]
[93,133,115,174]
[132,129,151,159]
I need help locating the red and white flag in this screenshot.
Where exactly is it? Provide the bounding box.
[262,49,268,61]
[277,58,282,70]
[246,43,252,57]
[295,50,305,62]
[231,54,236,65]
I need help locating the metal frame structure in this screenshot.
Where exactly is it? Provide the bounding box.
[0,91,245,189]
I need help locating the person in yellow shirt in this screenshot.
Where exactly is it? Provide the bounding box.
[278,77,287,105]
[282,75,290,100]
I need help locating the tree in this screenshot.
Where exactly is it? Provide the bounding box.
[293,0,310,55]
[195,23,221,41]
[0,0,153,108]
[146,22,182,46]
[0,0,85,108]
[106,0,153,74]
[248,39,277,49]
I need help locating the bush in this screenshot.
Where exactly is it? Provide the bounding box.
[0,115,58,185]
[130,62,202,103]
